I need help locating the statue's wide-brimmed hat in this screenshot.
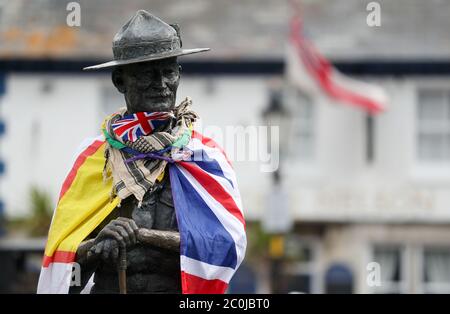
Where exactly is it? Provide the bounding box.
[83,10,209,70]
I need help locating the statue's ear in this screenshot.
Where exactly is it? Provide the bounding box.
[112,68,126,94]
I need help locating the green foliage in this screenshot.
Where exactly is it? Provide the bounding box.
[27,186,53,237]
[7,186,53,237]
[245,222,271,261]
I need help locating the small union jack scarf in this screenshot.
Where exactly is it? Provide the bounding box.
[112,111,174,143]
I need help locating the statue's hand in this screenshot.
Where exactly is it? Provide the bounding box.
[88,217,138,261]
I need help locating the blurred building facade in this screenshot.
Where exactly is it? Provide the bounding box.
[1,0,450,293]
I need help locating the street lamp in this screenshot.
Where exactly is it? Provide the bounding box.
[261,83,293,293]
[262,86,291,179]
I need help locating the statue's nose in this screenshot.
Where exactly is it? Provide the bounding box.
[150,71,166,88]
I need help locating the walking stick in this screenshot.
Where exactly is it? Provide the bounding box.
[118,244,127,294]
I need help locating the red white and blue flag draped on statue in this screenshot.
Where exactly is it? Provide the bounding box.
[112,111,174,142]
[286,12,388,114]
[170,130,246,293]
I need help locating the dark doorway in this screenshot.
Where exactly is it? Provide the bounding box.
[325,264,354,294]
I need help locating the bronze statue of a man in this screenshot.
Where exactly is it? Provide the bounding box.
[37,10,246,295]
[79,11,209,293]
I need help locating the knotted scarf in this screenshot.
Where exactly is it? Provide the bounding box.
[102,97,198,205]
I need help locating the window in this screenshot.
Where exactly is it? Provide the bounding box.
[417,90,450,162]
[286,88,315,161]
[370,244,450,294]
[282,236,320,293]
[422,247,450,293]
[372,246,405,293]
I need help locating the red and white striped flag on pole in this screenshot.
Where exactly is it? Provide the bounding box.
[286,13,387,114]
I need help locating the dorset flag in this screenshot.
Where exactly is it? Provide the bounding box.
[286,14,388,114]
[37,132,246,294]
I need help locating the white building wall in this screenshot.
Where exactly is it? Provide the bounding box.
[285,77,450,223]
[0,74,103,217]
[1,73,450,224]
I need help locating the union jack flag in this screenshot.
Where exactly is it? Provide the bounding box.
[169,130,247,293]
[112,112,173,142]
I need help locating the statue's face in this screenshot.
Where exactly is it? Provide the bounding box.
[113,57,180,113]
